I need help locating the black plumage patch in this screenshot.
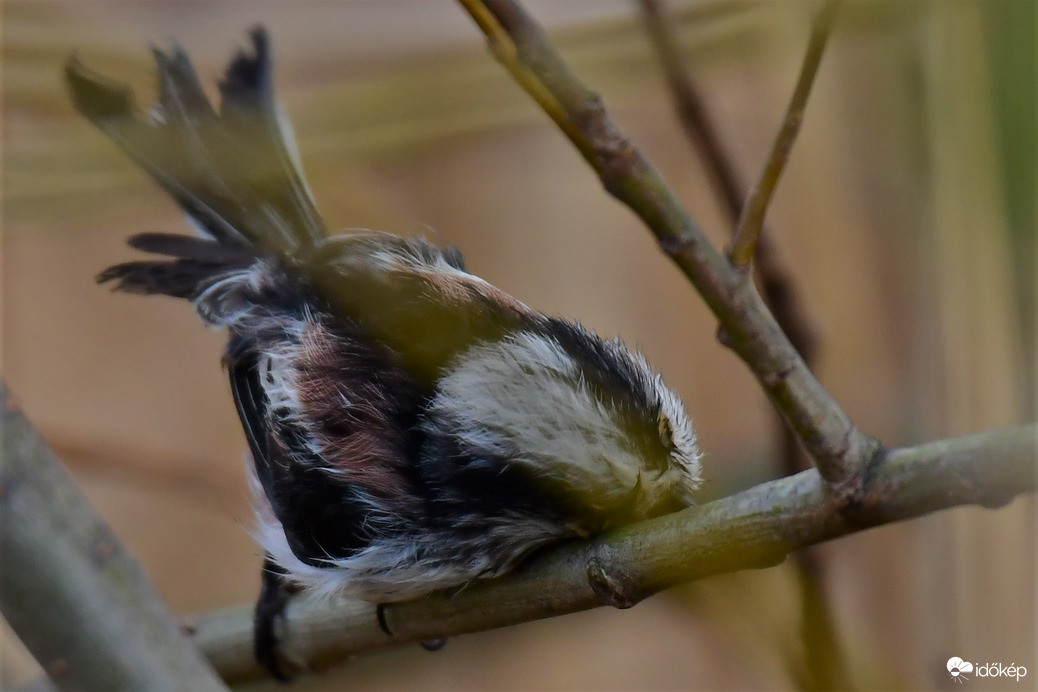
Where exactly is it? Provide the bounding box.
[220,27,273,107]
[539,318,669,463]
[229,346,376,565]
[543,319,654,412]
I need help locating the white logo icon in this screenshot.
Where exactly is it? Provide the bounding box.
[948,657,974,683]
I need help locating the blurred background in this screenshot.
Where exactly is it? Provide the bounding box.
[2,0,1034,689]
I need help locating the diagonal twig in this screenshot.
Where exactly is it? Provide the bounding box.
[636,0,818,367]
[457,0,877,495]
[729,0,842,269]
[637,0,745,220]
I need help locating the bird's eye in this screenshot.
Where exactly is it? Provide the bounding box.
[658,412,674,450]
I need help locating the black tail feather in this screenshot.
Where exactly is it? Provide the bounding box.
[67,27,325,258]
[216,28,326,253]
[221,27,274,111]
[127,232,256,262]
[98,233,256,299]
[97,260,219,299]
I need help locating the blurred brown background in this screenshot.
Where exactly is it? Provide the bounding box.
[3,1,1034,689]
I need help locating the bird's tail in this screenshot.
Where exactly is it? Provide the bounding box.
[66,27,325,260]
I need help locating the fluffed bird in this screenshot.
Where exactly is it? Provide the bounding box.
[66,28,701,679]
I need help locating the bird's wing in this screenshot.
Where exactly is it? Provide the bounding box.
[308,232,536,386]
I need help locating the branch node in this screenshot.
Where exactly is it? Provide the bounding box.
[585,543,640,609]
[657,232,696,260]
[572,95,639,197]
[90,536,117,566]
[761,364,795,389]
[715,323,735,349]
[829,436,887,517]
[48,658,70,680]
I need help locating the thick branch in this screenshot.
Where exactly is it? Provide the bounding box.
[190,425,1036,683]
[457,0,877,492]
[729,0,841,269]
[0,382,228,692]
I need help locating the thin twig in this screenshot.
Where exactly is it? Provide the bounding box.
[636,2,843,687]
[457,0,876,494]
[0,382,228,692]
[637,0,745,220]
[636,0,818,367]
[189,425,1037,683]
[729,0,841,269]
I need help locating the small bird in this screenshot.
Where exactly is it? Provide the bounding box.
[66,28,701,679]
